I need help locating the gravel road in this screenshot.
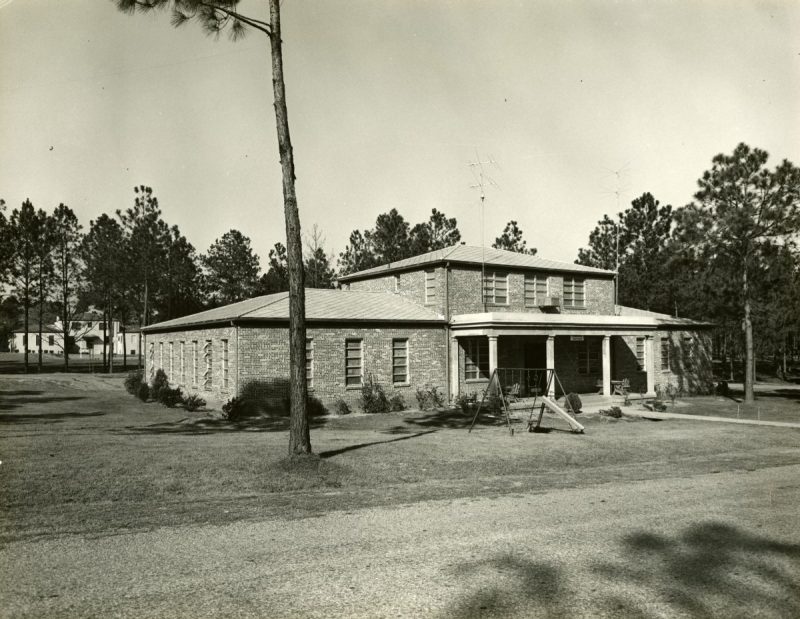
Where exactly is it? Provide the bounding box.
[2,464,799,618]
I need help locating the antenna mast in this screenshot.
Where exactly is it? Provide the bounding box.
[468,153,499,312]
[602,164,629,309]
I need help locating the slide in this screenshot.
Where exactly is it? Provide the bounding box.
[539,396,585,433]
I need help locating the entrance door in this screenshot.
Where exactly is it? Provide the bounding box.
[523,339,547,396]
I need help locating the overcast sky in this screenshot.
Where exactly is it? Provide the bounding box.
[1,0,799,268]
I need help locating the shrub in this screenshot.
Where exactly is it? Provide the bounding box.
[222,396,249,421]
[124,370,143,395]
[360,374,389,414]
[563,392,582,413]
[715,381,730,397]
[599,406,623,418]
[150,369,169,402]
[454,393,477,414]
[307,395,328,418]
[182,393,206,412]
[415,385,445,411]
[136,382,150,402]
[157,386,183,408]
[332,399,351,416]
[388,393,405,412]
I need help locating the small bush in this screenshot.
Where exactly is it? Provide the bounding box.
[158,386,183,408]
[151,369,169,401]
[599,406,623,418]
[222,396,249,421]
[454,393,477,414]
[136,382,150,402]
[416,385,445,411]
[360,374,389,414]
[332,399,351,416]
[388,393,405,412]
[182,393,206,412]
[715,381,730,397]
[124,370,143,395]
[563,392,582,413]
[307,395,328,418]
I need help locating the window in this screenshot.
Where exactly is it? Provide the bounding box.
[36,335,41,346]
[192,341,198,385]
[394,274,400,293]
[305,338,314,389]
[148,342,154,379]
[130,349,135,356]
[392,338,409,384]
[345,339,363,387]
[483,271,509,305]
[48,335,54,346]
[159,342,163,369]
[524,274,548,307]
[222,339,229,389]
[661,338,671,371]
[180,341,185,384]
[87,321,93,329]
[203,340,212,390]
[424,269,436,304]
[168,342,174,376]
[99,322,105,331]
[464,337,489,380]
[563,277,586,308]
[636,337,645,371]
[577,339,601,375]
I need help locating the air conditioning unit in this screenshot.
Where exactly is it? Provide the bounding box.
[537,295,561,308]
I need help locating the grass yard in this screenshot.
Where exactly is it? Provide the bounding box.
[2,373,800,545]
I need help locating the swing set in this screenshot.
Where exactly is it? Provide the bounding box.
[466,368,585,435]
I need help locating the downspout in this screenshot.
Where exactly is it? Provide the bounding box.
[233,320,240,398]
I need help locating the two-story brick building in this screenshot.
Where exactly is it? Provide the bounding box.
[142,244,713,407]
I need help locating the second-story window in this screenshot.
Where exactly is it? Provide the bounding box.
[524,274,548,307]
[483,271,509,305]
[563,277,585,308]
[424,269,436,304]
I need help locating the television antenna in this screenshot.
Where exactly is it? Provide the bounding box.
[600,163,630,307]
[468,152,500,311]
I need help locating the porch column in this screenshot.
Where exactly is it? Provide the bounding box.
[645,335,656,395]
[450,337,460,400]
[488,335,498,375]
[602,335,611,396]
[546,336,555,397]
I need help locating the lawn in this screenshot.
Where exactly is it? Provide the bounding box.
[2,373,800,545]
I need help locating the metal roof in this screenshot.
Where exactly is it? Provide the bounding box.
[142,289,446,332]
[451,311,712,330]
[338,244,615,281]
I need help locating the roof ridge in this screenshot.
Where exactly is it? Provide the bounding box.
[237,292,291,319]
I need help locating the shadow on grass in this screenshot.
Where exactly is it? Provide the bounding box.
[445,522,800,618]
[0,393,87,411]
[120,414,329,435]
[0,409,104,423]
[318,429,437,459]
[404,407,508,430]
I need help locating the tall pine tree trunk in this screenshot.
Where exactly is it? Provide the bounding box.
[269,0,310,455]
[123,325,128,371]
[24,289,29,374]
[743,259,755,404]
[102,310,108,372]
[37,275,44,373]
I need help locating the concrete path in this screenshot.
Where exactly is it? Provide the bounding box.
[623,409,800,429]
[2,465,799,618]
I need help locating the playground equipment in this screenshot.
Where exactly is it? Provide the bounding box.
[467,368,585,435]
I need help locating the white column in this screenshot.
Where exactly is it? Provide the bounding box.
[602,335,611,396]
[546,336,555,397]
[450,337,460,400]
[645,335,656,395]
[488,335,498,375]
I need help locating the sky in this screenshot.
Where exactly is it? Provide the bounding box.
[1,0,799,269]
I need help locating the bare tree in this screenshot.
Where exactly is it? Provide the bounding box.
[115,0,310,454]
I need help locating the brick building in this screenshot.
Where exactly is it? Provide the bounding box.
[142,244,713,406]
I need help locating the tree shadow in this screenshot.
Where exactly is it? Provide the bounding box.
[590,521,800,618]
[119,414,329,436]
[0,393,87,411]
[404,408,508,430]
[0,410,104,423]
[318,429,437,459]
[444,553,564,618]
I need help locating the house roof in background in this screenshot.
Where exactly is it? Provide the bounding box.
[615,305,714,328]
[338,244,615,281]
[142,289,446,332]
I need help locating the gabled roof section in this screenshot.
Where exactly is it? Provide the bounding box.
[142,289,446,332]
[616,305,714,328]
[338,244,615,281]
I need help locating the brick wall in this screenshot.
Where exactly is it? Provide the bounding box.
[347,266,446,316]
[653,330,714,394]
[144,326,237,401]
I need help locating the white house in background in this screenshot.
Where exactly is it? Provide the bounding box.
[114,326,142,357]
[8,310,124,356]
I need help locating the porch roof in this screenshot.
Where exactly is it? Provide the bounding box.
[450,311,710,335]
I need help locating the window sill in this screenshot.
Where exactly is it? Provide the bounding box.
[465,378,489,384]
[346,384,363,390]
[393,382,410,388]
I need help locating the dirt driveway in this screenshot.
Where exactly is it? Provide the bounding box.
[2,463,799,618]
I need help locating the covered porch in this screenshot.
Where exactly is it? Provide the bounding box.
[449,312,660,399]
